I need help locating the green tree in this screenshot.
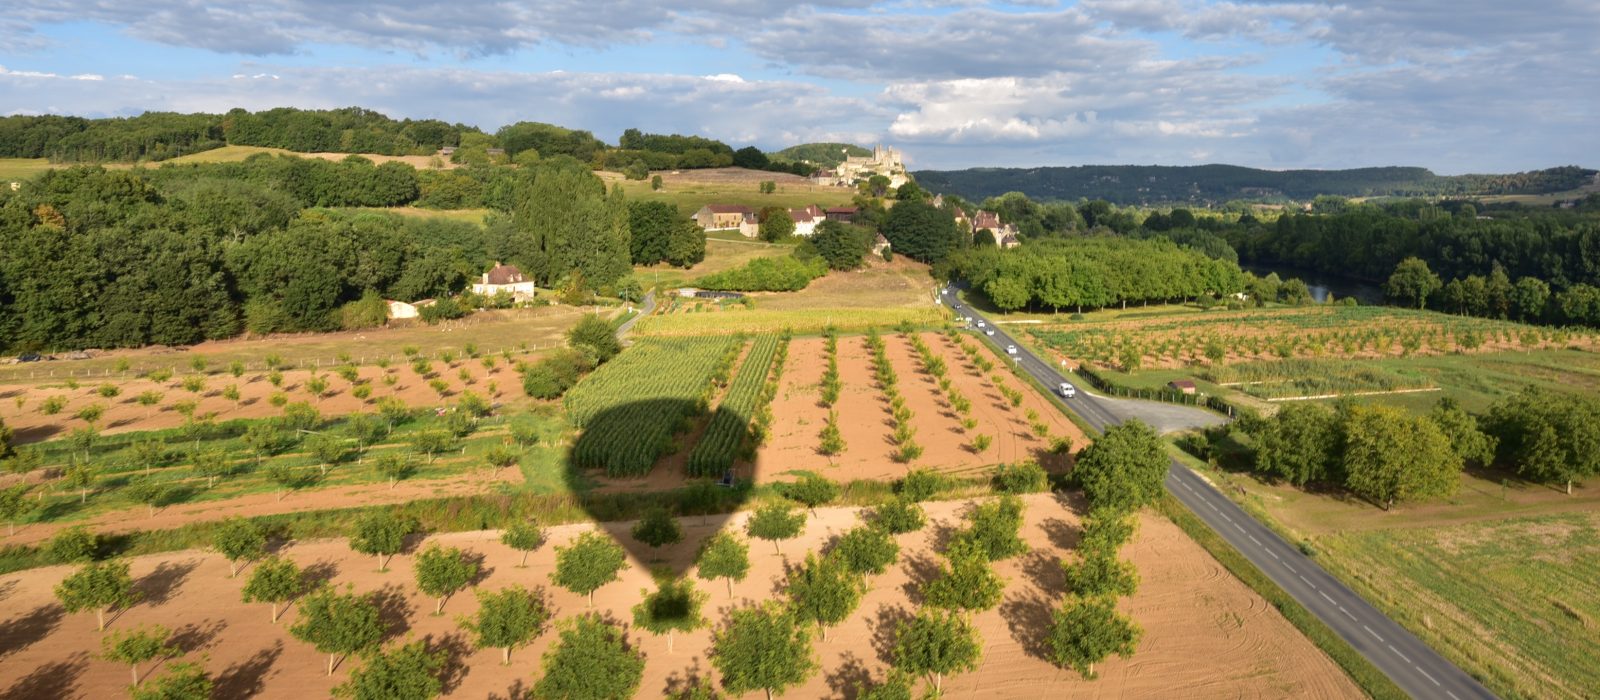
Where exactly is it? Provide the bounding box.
[882,200,960,264]
[1046,595,1141,679]
[290,585,385,675]
[414,543,481,615]
[747,502,807,555]
[566,312,622,362]
[1250,403,1343,486]
[100,624,174,686]
[811,221,872,271]
[781,473,839,515]
[868,497,926,534]
[214,517,268,578]
[1427,397,1497,467]
[1062,550,1139,597]
[891,609,981,695]
[1384,257,1442,309]
[350,510,418,571]
[632,506,684,549]
[373,452,415,489]
[54,559,137,631]
[501,520,545,567]
[1073,420,1168,513]
[63,459,98,503]
[307,434,348,477]
[191,448,235,489]
[461,585,550,665]
[533,615,646,700]
[785,552,864,641]
[953,494,1028,561]
[552,531,627,608]
[696,532,752,597]
[0,484,31,536]
[759,206,795,241]
[711,602,816,700]
[1484,388,1600,495]
[1343,404,1461,509]
[48,525,98,562]
[922,540,1003,613]
[333,639,445,700]
[242,555,303,623]
[130,661,211,700]
[410,430,453,465]
[632,578,708,653]
[830,526,899,576]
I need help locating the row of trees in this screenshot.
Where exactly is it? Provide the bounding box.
[951,237,1246,312]
[1385,256,1600,326]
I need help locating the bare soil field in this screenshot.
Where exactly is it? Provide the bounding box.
[0,494,1361,699]
[760,333,1087,484]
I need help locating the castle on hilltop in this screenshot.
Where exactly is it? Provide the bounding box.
[817,144,909,188]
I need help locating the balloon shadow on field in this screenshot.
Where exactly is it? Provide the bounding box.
[563,398,758,580]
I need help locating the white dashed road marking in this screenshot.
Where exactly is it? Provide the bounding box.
[1320,591,1336,605]
[1299,575,1314,588]
[1284,563,1296,573]
[1364,625,1384,643]
[1248,534,1262,546]
[1418,667,1441,686]
[1339,606,1357,621]
[1389,645,1412,664]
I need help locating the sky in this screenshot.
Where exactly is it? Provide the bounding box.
[0,1,1596,172]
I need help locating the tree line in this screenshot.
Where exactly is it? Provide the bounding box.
[949,237,1246,312]
[1228,390,1599,507]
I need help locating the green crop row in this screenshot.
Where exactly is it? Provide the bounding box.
[686,334,785,477]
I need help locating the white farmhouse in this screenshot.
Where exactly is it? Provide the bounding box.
[471,262,537,299]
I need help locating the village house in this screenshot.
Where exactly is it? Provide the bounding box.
[386,299,421,320]
[972,210,1019,246]
[692,204,757,232]
[825,206,859,223]
[470,262,538,299]
[789,205,826,236]
[872,233,893,256]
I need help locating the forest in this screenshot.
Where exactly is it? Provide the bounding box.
[915,164,1596,205]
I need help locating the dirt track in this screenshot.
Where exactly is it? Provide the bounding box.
[0,494,1359,698]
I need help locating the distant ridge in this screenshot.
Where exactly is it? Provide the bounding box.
[913,164,1597,205]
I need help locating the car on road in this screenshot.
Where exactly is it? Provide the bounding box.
[1058,382,1077,398]
[1006,344,1017,355]
[985,329,995,336]
[976,320,986,328]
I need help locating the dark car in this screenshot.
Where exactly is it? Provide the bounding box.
[17,353,44,362]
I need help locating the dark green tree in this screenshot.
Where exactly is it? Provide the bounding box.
[333,639,445,700]
[891,609,981,695]
[711,602,816,700]
[533,615,646,700]
[290,585,385,675]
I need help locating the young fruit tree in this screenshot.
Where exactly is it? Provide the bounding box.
[100,624,175,686]
[130,661,211,700]
[414,543,481,615]
[695,532,751,597]
[1073,420,1168,513]
[712,602,817,700]
[332,639,445,700]
[921,540,1004,613]
[54,559,137,631]
[0,484,31,536]
[350,510,417,572]
[785,552,864,642]
[290,585,385,676]
[1046,595,1142,679]
[631,506,684,549]
[213,517,268,578]
[48,526,99,563]
[782,474,839,515]
[460,585,550,665]
[1062,551,1140,598]
[552,531,627,608]
[869,498,926,534]
[373,453,415,489]
[746,502,807,555]
[953,495,1028,561]
[830,526,900,576]
[242,555,304,623]
[501,520,545,567]
[533,615,646,700]
[891,608,982,695]
[631,578,708,653]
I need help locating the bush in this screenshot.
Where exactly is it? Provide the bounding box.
[992,462,1048,494]
[697,256,827,292]
[419,297,467,324]
[521,349,596,399]
[897,469,945,502]
[868,498,926,534]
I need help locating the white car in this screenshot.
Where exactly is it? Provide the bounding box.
[985,329,995,336]
[977,320,986,328]
[1006,344,1017,355]
[1059,382,1077,399]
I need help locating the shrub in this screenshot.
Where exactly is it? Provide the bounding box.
[993,462,1048,494]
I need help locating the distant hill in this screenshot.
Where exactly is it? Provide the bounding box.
[913,164,1598,205]
[771,143,871,168]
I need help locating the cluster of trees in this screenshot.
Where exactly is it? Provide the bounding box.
[915,163,1595,205]
[697,256,828,292]
[519,314,620,399]
[951,237,1245,312]
[626,201,706,268]
[1240,390,1600,505]
[221,107,479,156]
[1240,400,1492,508]
[146,154,420,208]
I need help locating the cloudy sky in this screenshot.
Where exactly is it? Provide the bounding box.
[1,1,1595,171]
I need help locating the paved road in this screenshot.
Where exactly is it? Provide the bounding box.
[615,290,656,342]
[942,286,1496,700]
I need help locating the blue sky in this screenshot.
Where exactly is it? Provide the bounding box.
[1,1,1595,172]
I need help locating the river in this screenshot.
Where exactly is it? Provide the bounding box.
[1241,263,1386,305]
